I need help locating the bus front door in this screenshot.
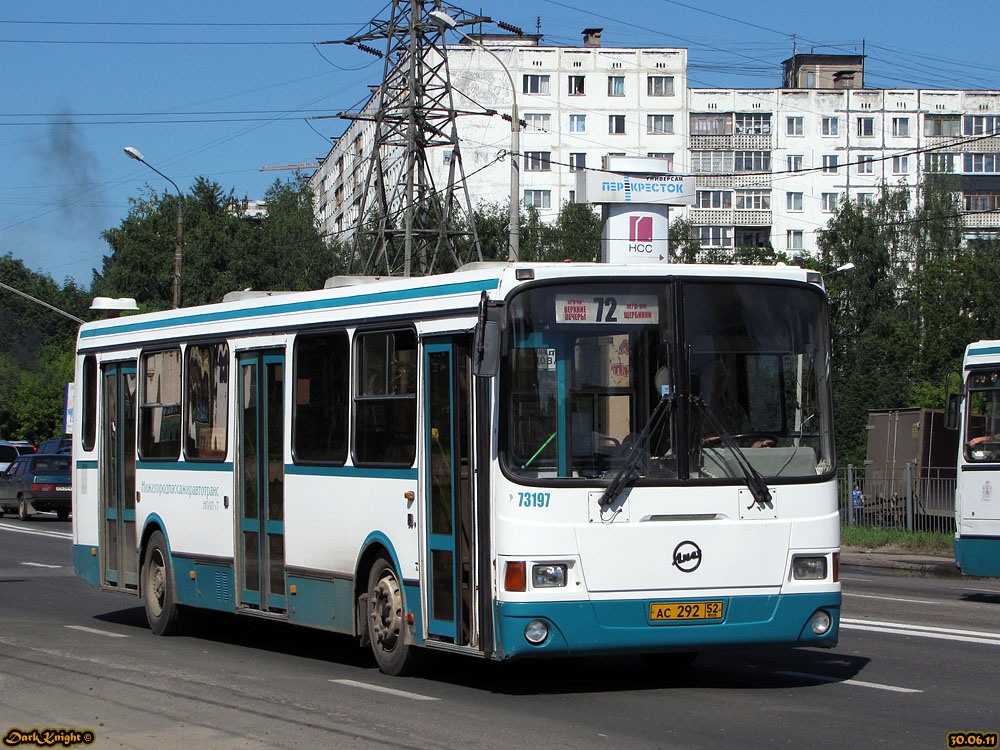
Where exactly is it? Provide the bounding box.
[236,350,287,613]
[100,361,139,591]
[423,337,477,648]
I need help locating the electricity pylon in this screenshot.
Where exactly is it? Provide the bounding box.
[330,1,494,276]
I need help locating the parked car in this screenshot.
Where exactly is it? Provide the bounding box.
[38,437,72,455]
[0,441,20,472]
[11,440,37,454]
[0,453,72,521]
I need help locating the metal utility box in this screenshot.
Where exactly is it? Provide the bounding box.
[863,408,959,521]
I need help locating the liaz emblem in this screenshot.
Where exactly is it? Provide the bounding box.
[672,541,702,572]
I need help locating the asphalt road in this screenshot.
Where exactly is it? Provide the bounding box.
[1,516,998,749]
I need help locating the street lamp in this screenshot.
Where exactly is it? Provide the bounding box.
[124,146,184,308]
[429,10,519,261]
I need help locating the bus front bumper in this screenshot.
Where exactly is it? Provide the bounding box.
[494,592,840,660]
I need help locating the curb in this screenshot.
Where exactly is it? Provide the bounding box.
[840,552,961,578]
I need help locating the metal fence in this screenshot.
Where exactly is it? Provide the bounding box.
[838,464,956,534]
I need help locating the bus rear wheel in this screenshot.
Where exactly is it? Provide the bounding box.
[143,530,188,636]
[366,556,420,676]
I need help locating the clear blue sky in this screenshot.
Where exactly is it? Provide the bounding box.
[1,0,996,287]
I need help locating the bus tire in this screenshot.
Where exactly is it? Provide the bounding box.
[366,555,420,676]
[143,530,187,636]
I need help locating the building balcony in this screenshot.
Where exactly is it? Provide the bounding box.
[689,133,773,150]
[962,210,1000,228]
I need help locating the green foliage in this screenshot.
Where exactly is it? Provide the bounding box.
[0,255,87,441]
[96,174,344,309]
[840,524,953,554]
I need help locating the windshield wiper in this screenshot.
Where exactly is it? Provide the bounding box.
[692,398,772,507]
[598,392,675,509]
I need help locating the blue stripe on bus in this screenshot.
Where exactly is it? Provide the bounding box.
[955,536,1000,577]
[79,277,499,339]
[76,460,98,470]
[285,464,418,480]
[136,461,234,471]
[969,345,1000,357]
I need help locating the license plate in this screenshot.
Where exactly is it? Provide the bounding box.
[649,600,724,622]
[56,486,70,492]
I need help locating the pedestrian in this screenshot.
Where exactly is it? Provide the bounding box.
[852,485,863,524]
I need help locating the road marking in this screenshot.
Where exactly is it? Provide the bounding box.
[842,617,1000,646]
[64,625,129,638]
[21,561,62,568]
[0,522,72,540]
[329,678,439,701]
[843,592,937,605]
[775,670,922,693]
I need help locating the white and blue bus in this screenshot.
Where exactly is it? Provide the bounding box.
[72,262,840,674]
[948,340,1000,577]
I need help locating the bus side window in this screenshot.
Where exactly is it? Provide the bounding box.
[185,342,229,461]
[140,349,182,460]
[82,354,98,452]
[293,331,349,464]
[354,329,416,466]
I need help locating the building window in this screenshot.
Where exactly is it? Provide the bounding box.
[694,226,733,248]
[568,75,585,96]
[735,189,770,210]
[892,117,910,137]
[442,151,452,165]
[734,113,771,135]
[690,113,731,135]
[965,192,1000,211]
[608,76,625,96]
[857,117,875,137]
[524,189,551,208]
[691,150,734,173]
[925,115,961,137]
[925,152,956,172]
[523,151,551,171]
[786,230,803,250]
[647,75,674,96]
[965,153,1000,173]
[892,155,909,174]
[354,329,416,466]
[647,114,674,134]
[569,114,586,133]
[821,192,838,212]
[569,153,586,172]
[822,155,839,174]
[524,113,550,132]
[965,115,1000,136]
[608,115,626,134]
[858,155,874,174]
[786,116,803,135]
[786,192,803,211]
[822,116,839,136]
[523,74,550,95]
[695,190,731,208]
[734,150,770,172]
[857,193,873,205]
[647,152,674,170]
[787,155,803,172]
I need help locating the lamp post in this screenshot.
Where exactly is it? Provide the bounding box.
[124,146,184,308]
[429,10,519,261]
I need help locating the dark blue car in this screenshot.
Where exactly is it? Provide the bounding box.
[0,453,72,521]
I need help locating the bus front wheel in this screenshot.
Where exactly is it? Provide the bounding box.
[143,530,187,636]
[366,556,420,676]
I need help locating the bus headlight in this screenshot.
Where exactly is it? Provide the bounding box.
[524,619,549,644]
[810,610,832,635]
[532,563,567,588]
[792,556,828,580]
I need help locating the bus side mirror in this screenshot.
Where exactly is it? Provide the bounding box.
[944,370,962,430]
[473,321,501,378]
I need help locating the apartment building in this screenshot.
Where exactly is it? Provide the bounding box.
[309,37,1000,257]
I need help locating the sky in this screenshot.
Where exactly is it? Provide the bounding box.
[1,0,998,287]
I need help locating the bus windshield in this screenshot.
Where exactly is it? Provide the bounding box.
[501,279,833,483]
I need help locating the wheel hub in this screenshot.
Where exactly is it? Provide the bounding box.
[370,573,402,651]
